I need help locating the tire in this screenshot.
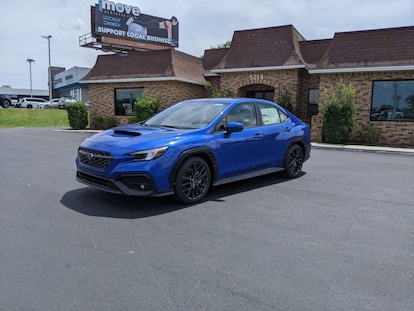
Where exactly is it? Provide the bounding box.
[284,144,304,178]
[173,157,211,204]
[2,99,10,108]
[27,104,33,109]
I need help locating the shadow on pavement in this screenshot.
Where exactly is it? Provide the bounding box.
[61,171,302,219]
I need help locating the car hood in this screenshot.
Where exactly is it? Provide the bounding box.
[82,124,193,153]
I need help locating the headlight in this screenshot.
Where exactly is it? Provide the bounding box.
[128,146,168,161]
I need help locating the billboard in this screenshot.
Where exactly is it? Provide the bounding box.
[94,0,178,47]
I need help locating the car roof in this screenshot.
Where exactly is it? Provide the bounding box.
[22,97,46,101]
[183,98,278,105]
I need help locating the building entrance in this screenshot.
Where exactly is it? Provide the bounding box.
[246,90,274,101]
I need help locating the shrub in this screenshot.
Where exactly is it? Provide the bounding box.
[67,102,88,130]
[91,116,118,130]
[356,124,382,144]
[128,117,139,124]
[204,81,227,98]
[323,80,355,144]
[134,91,161,121]
[277,91,293,111]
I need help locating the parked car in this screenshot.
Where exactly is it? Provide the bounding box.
[38,98,60,109]
[17,97,47,108]
[0,95,12,108]
[58,97,78,109]
[371,110,405,120]
[76,98,311,204]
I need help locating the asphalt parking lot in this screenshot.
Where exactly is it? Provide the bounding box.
[1,127,413,311]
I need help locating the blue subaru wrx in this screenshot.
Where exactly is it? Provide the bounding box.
[76,98,311,204]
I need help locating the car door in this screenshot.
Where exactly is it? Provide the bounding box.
[258,103,292,166]
[213,103,264,178]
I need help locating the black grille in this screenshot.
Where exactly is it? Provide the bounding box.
[78,147,113,170]
[77,171,119,192]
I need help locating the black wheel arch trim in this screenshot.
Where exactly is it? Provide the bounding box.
[282,138,309,164]
[169,147,218,188]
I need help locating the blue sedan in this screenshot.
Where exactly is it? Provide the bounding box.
[76,98,311,204]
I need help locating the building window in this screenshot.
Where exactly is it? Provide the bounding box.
[307,89,319,118]
[371,80,414,121]
[115,88,144,116]
[309,89,319,105]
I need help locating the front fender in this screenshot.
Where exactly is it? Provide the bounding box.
[168,147,218,188]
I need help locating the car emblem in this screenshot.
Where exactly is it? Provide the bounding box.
[88,153,94,158]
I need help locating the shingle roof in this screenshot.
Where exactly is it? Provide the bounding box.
[314,26,414,70]
[213,25,307,70]
[81,49,205,84]
[203,48,229,71]
[299,39,332,68]
[82,25,414,83]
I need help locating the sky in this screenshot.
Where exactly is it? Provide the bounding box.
[0,0,413,90]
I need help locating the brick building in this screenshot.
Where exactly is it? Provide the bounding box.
[82,25,414,147]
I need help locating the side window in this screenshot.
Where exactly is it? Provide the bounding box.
[216,103,257,131]
[279,109,288,123]
[259,103,288,125]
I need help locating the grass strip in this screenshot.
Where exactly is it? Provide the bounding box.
[0,109,70,128]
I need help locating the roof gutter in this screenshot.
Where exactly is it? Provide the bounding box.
[309,65,414,74]
[80,77,205,85]
[211,64,307,73]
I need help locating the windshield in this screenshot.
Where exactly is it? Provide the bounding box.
[144,101,229,129]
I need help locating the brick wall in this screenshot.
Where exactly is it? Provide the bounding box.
[299,69,320,124]
[313,71,414,147]
[87,70,414,147]
[88,80,207,125]
[218,69,301,112]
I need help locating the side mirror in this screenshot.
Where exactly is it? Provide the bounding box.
[225,121,244,134]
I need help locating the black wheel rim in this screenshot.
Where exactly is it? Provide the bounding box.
[288,147,303,175]
[181,162,209,201]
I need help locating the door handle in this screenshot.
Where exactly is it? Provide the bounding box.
[254,133,263,140]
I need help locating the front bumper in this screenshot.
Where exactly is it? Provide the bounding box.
[76,170,173,197]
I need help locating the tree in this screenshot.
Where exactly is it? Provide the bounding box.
[134,91,161,121]
[406,94,414,113]
[210,40,231,49]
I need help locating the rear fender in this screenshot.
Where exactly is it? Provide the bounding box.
[282,138,309,165]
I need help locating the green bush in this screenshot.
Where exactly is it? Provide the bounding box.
[323,80,355,144]
[357,124,382,144]
[134,91,161,121]
[67,103,88,130]
[277,91,293,111]
[90,116,118,130]
[204,81,227,98]
[128,117,139,124]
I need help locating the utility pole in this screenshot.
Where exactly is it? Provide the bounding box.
[41,35,52,102]
[26,59,35,97]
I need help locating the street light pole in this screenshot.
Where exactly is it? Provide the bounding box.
[41,35,52,103]
[26,59,35,98]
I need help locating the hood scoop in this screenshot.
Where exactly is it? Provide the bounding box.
[114,129,142,136]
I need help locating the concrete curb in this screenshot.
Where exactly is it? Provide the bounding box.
[312,143,414,156]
